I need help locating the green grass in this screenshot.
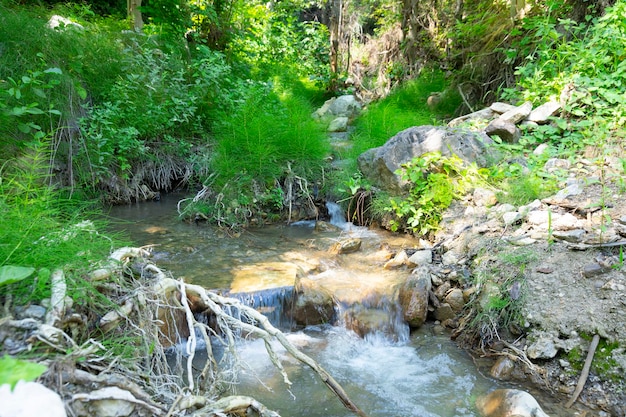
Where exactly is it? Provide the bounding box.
[350,70,461,158]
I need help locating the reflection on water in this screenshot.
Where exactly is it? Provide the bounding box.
[107,193,571,417]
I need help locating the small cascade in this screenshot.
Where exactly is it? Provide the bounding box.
[230,286,296,331]
[326,201,347,226]
[336,295,410,344]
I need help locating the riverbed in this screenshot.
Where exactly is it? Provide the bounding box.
[106,193,569,417]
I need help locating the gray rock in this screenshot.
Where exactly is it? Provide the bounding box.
[441,250,460,265]
[473,188,497,207]
[328,116,349,132]
[448,107,495,127]
[408,249,432,265]
[533,143,549,155]
[527,101,561,123]
[15,304,47,320]
[399,267,431,328]
[328,95,362,119]
[434,303,455,322]
[498,101,533,124]
[357,126,497,193]
[543,158,570,172]
[550,183,584,202]
[552,229,586,243]
[502,211,522,226]
[582,262,611,278]
[527,331,558,359]
[476,389,550,417]
[485,118,521,143]
[490,102,517,114]
[445,288,465,312]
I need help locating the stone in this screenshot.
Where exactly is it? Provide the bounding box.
[445,288,465,312]
[408,249,432,266]
[498,101,533,124]
[533,143,549,155]
[502,211,522,226]
[476,389,550,417]
[543,158,570,172]
[327,95,362,119]
[473,187,497,207]
[434,303,455,322]
[230,262,303,293]
[527,332,558,359]
[552,212,580,230]
[552,229,586,243]
[490,102,517,113]
[384,250,409,269]
[448,107,495,127]
[441,250,460,265]
[327,116,349,132]
[550,182,584,202]
[292,277,335,325]
[399,267,431,328]
[490,356,516,380]
[328,238,362,254]
[582,262,610,278]
[485,119,521,143]
[357,126,497,193]
[0,381,67,417]
[72,387,139,417]
[15,304,47,320]
[527,101,561,123]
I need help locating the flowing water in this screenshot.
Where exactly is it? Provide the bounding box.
[106,193,569,417]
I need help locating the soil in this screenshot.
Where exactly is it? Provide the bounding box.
[435,167,626,416]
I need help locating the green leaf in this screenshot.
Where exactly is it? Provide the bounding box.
[0,265,36,287]
[0,356,47,390]
[75,85,87,100]
[25,108,45,115]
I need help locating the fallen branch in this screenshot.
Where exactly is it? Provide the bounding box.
[565,334,600,408]
[177,280,370,417]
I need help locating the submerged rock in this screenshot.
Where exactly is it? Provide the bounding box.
[476,389,550,417]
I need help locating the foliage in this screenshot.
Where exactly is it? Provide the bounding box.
[350,71,459,158]
[384,152,488,236]
[0,356,47,390]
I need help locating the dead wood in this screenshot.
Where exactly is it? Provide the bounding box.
[565,334,600,408]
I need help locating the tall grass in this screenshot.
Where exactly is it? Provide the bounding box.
[350,70,461,158]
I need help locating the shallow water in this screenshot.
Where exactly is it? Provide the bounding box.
[107,193,571,417]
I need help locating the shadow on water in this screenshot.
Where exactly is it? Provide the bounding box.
[107,193,571,417]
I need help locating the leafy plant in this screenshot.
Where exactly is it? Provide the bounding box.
[0,356,47,390]
[385,152,488,235]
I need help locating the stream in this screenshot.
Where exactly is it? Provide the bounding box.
[106,193,567,417]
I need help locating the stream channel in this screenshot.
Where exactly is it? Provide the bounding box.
[106,192,566,417]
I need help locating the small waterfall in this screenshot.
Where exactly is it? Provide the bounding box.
[326,201,347,226]
[231,286,295,331]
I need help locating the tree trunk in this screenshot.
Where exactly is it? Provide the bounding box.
[329,0,342,90]
[128,0,143,31]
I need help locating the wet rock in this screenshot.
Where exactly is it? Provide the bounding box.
[357,126,496,193]
[230,262,303,293]
[407,249,432,266]
[399,267,431,328]
[384,250,409,269]
[445,288,465,312]
[328,116,348,132]
[476,389,550,417]
[490,356,516,380]
[485,119,521,143]
[527,331,558,359]
[329,238,362,254]
[527,101,561,123]
[292,277,335,325]
[0,381,67,417]
[434,303,455,322]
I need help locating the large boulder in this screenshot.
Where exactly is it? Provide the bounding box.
[398,266,432,328]
[357,126,496,193]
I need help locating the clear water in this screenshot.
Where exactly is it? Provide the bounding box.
[107,193,571,417]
